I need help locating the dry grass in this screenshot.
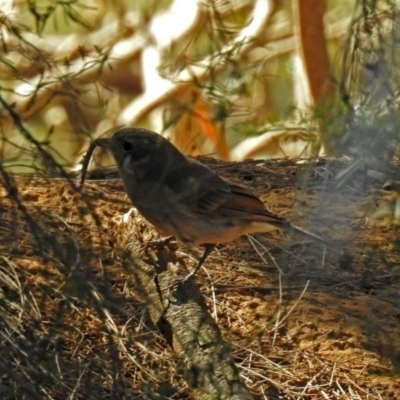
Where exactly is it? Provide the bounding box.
[0,159,399,399]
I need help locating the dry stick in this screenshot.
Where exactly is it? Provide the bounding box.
[272,272,283,348]
[0,91,73,183]
[246,235,284,274]
[79,138,111,189]
[113,214,255,400]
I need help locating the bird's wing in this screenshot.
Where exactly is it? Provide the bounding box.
[214,184,289,227]
[164,159,232,213]
[165,159,288,228]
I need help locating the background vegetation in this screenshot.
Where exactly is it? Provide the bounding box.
[3,0,394,172]
[2,0,399,172]
[1,0,400,399]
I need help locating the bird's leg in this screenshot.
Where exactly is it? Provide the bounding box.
[179,243,215,284]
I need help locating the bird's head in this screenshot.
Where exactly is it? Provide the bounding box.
[109,128,184,176]
[80,127,185,188]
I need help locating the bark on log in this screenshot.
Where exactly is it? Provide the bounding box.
[115,213,254,400]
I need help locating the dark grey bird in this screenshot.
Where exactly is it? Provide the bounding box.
[81,127,330,283]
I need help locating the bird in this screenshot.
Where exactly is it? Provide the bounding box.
[80,127,331,283]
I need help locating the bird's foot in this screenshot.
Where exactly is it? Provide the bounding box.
[167,271,196,289]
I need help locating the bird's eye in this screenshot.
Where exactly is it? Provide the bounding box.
[123,141,133,151]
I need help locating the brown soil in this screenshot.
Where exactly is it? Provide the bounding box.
[0,157,399,399]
